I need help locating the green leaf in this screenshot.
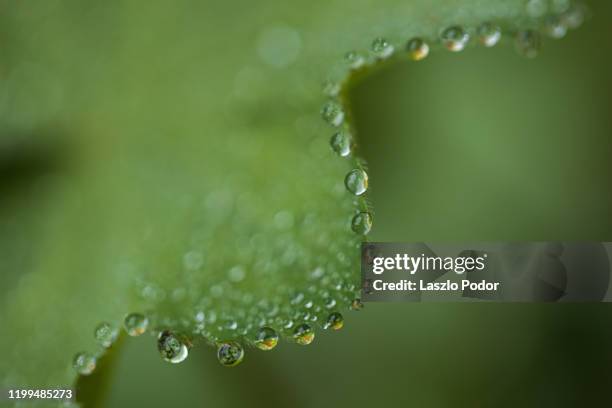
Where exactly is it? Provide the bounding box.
[0,0,586,399]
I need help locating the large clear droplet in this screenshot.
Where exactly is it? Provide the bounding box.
[217,341,245,366]
[344,169,369,196]
[157,330,189,364]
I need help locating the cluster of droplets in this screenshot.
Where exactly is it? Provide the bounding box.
[70,1,586,376]
[74,306,356,372]
[320,0,587,245]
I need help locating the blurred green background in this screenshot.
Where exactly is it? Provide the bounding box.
[82,2,612,407]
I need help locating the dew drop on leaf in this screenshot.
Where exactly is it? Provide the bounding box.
[351,298,364,311]
[217,341,245,366]
[293,323,315,345]
[441,26,470,52]
[351,212,373,235]
[371,37,394,59]
[330,131,352,157]
[323,312,344,330]
[406,38,430,61]
[321,101,345,126]
[123,313,149,337]
[344,169,369,196]
[344,51,365,69]
[477,23,502,47]
[545,15,567,39]
[72,352,96,375]
[254,327,279,351]
[94,322,118,348]
[157,330,189,364]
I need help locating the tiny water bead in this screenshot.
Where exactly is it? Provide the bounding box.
[323,80,340,97]
[123,313,148,336]
[73,352,96,376]
[321,101,345,127]
[254,327,279,350]
[157,330,189,364]
[477,23,502,47]
[441,26,470,52]
[515,30,541,58]
[293,323,315,345]
[344,169,369,196]
[371,38,394,59]
[350,298,364,311]
[351,212,373,235]
[405,38,429,61]
[94,322,118,348]
[545,16,567,39]
[330,131,352,157]
[217,341,245,366]
[345,51,365,69]
[323,312,344,330]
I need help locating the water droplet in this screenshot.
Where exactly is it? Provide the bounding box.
[293,323,315,345]
[254,327,279,350]
[345,51,365,69]
[515,30,540,58]
[371,38,394,59]
[217,341,245,366]
[351,212,373,235]
[323,312,344,330]
[94,322,118,348]
[321,101,345,127]
[441,26,470,52]
[351,298,364,311]
[330,131,352,157]
[323,81,340,97]
[405,38,429,61]
[123,313,148,337]
[477,23,501,47]
[324,297,336,309]
[526,0,548,18]
[225,320,238,330]
[73,352,96,375]
[545,16,567,39]
[157,330,189,364]
[344,169,368,196]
